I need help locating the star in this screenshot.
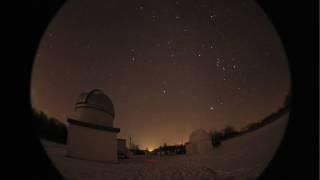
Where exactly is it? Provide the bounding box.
[209,14,216,23]
[162,89,167,94]
[210,15,216,20]
[32,0,291,153]
[216,58,221,67]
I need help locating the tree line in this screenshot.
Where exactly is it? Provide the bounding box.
[32,108,68,144]
[209,92,291,147]
[31,92,290,150]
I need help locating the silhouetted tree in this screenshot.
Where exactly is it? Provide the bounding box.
[246,122,261,132]
[163,143,168,155]
[221,126,239,140]
[210,130,222,147]
[32,108,67,144]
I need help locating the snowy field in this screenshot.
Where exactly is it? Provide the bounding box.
[42,112,288,180]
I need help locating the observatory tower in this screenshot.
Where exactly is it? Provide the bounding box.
[66,89,120,162]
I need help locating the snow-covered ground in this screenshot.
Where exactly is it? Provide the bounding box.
[42,112,288,180]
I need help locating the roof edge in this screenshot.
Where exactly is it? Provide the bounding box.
[67,118,120,133]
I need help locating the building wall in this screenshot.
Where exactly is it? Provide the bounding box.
[186,140,213,155]
[73,107,114,127]
[197,140,213,153]
[66,124,118,163]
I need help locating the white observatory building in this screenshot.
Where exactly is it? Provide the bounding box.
[66,89,120,163]
[186,129,213,155]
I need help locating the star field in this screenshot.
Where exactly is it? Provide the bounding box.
[31,0,290,150]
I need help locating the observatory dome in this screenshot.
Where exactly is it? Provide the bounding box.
[76,89,115,117]
[73,89,115,127]
[189,129,210,143]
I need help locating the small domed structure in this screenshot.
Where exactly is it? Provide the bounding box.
[66,89,121,163]
[186,129,213,155]
[73,89,115,127]
[189,129,211,143]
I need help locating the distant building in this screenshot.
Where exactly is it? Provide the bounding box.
[186,129,213,155]
[66,89,121,163]
[152,144,186,155]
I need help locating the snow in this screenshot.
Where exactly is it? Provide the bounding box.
[42,112,288,180]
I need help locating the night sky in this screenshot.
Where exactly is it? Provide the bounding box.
[31,0,290,150]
